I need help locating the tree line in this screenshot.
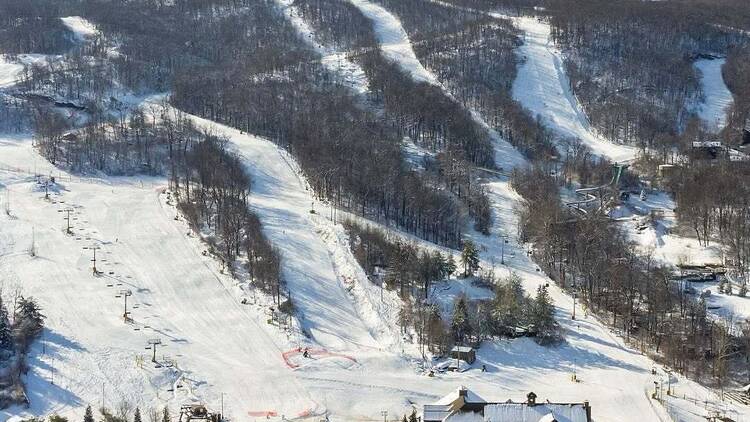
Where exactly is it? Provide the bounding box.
[0,295,45,408]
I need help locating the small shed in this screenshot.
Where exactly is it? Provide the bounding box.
[451,346,476,364]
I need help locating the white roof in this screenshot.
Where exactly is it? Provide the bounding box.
[483,403,588,422]
[452,346,474,353]
[435,387,487,405]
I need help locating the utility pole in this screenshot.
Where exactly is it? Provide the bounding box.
[147,338,162,363]
[116,289,132,321]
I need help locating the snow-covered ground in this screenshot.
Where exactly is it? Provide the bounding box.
[296,3,748,420]
[611,191,725,267]
[2,8,748,422]
[60,16,99,42]
[694,58,734,133]
[507,16,640,163]
[276,1,369,96]
[347,0,437,85]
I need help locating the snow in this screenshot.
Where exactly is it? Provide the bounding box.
[1,6,747,422]
[484,402,588,422]
[694,58,733,133]
[611,191,726,267]
[276,1,370,96]
[0,56,24,89]
[506,16,639,163]
[347,0,438,85]
[285,4,748,419]
[0,54,53,89]
[60,17,99,42]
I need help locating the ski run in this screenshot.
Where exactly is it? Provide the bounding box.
[0,6,748,422]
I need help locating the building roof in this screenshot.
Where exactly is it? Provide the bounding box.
[483,403,588,422]
[435,386,487,405]
[451,346,474,353]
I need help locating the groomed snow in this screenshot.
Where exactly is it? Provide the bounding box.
[694,58,733,133]
[347,0,438,85]
[276,0,370,96]
[60,17,99,42]
[507,16,639,163]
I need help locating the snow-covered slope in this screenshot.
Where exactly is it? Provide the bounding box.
[694,58,733,133]
[347,0,437,85]
[0,135,320,419]
[508,16,639,163]
[60,17,99,42]
[276,1,369,96]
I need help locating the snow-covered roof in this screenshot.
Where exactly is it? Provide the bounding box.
[483,403,588,422]
[435,387,487,405]
[452,346,474,353]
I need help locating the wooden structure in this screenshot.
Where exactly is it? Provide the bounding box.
[450,346,476,364]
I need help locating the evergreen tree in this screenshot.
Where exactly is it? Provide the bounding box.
[408,410,419,422]
[532,285,558,344]
[13,296,44,352]
[49,416,68,422]
[0,298,13,351]
[133,408,142,422]
[83,405,94,422]
[162,406,170,422]
[444,254,457,277]
[460,240,479,277]
[451,295,472,343]
[494,272,528,332]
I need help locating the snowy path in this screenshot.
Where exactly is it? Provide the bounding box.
[173,111,381,353]
[694,58,733,133]
[275,0,370,96]
[507,16,639,163]
[347,0,437,85]
[346,0,525,171]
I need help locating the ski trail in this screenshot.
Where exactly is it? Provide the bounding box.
[170,110,381,353]
[694,58,733,133]
[0,137,318,419]
[507,15,639,162]
[275,0,370,96]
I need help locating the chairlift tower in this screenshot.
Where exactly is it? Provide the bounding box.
[83,244,102,274]
[115,289,132,321]
[59,208,74,234]
[146,338,163,363]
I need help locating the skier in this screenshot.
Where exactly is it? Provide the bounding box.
[303,348,309,358]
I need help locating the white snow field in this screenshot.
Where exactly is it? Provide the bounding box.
[293,3,749,421]
[60,16,99,42]
[694,58,734,133]
[346,0,526,170]
[1,11,748,422]
[508,16,639,163]
[347,0,437,85]
[276,0,370,96]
